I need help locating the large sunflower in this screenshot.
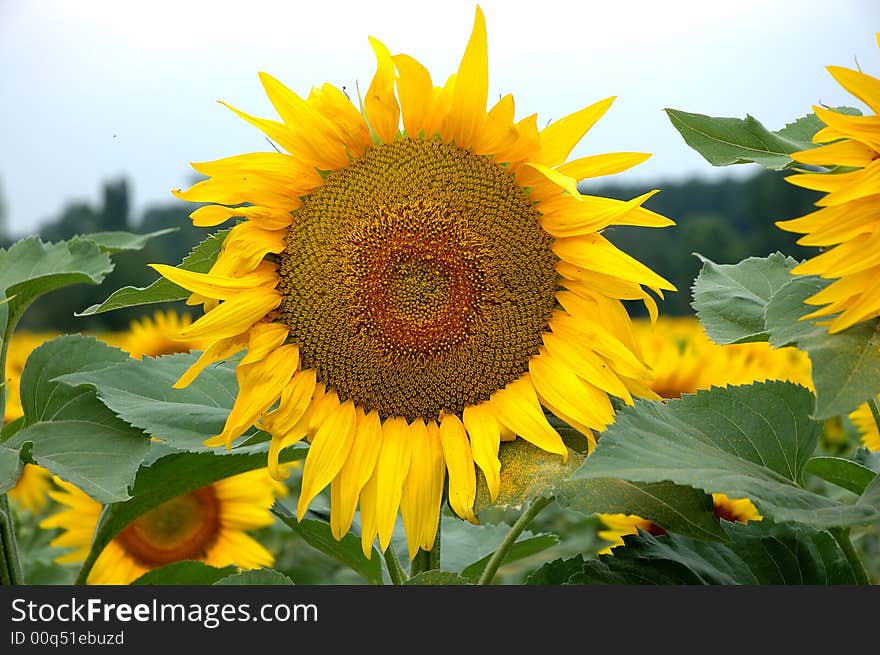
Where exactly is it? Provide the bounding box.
[777,35,880,333]
[154,7,675,559]
[39,471,281,584]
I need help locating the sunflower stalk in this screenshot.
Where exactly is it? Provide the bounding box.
[409,522,441,578]
[383,545,407,585]
[0,331,24,585]
[477,494,553,585]
[870,397,880,439]
[831,528,871,585]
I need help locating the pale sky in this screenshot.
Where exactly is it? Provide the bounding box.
[1,0,878,236]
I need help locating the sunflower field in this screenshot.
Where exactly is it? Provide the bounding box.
[2,6,880,591]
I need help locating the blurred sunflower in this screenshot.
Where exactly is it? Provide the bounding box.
[633,317,813,399]
[4,331,57,514]
[122,310,206,359]
[850,397,880,451]
[597,493,761,554]
[154,6,675,559]
[777,35,880,333]
[39,470,281,584]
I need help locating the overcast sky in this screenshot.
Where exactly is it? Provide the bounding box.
[2,0,878,236]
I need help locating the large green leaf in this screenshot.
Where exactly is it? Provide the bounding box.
[766,276,880,419]
[664,107,859,171]
[132,561,236,585]
[5,336,150,502]
[804,457,878,495]
[691,252,797,344]
[573,381,880,528]
[272,503,383,585]
[474,439,583,512]
[0,237,113,338]
[529,521,864,584]
[75,444,307,584]
[214,569,294,585]
[78,229,228,316]
[554,479,727,542]
[81,228,178,254]
[57,352,247,452]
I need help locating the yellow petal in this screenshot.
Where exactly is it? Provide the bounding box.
[490,374,568,460]
[375,417,413,551]
[260,369,318,442]
[790,138,878,168]
[211,222,287,276]
[240,322,289,365]
[359,470,379,558]
[553,234,676,291]
[331,409,383,540]
[297,400,358,518]
[419,421,447,550]
[399,419,437,559]
[557,152,651,180]
[148,264,277,301]
[203,344,299,449]
[442,5,488,149]
[178,288,281,340]
[439,413,478,524]
[826,65,880,115]
[174,334,248,389]
[189,204,296,230]
[541,330,632,403]
[364,37,400,144]
[393,54,435,137]
[462,403,501,503]
[536,96,616,167]
[308,83,371,159]
[540,190,661,237]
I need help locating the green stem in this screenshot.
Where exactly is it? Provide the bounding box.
[869,397,880,440]
[832,528,870,585]
[0,496,22,585]
[409,520,442,578]
[383,546,407,585]
[478,495,553,585]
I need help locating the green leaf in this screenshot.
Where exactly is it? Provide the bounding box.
[691,252,797,344]
[554,479,727,542]
[0,236,113,337]
[0,444,22,494]
[6,336,150,503]
[775,106,862,143]
[81,228,178,254]
[271,502,383,585]
[574,381,880,529]
[541,521,865,584]
[474,439,583,512]
[765,276,880,419]
[57,352,247,452]
[404,571,471,585]
[459,534,560,580]
[76,444,306,585]
[804,457,878,495]
[524,556,587,585]
[213,569,295,585]
[131,561,236,585]
[77,229,228,316]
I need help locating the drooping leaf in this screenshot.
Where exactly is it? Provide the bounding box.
[0,236,113,337]
[77,229,229,316]
[132,561,236,585]
[664,108,859,171]
[213,569,295,585]
[765,276,880,419]
[554,479,727,542]
[76,444,307,585]
[691,252,797,344]
[6,336,150,503]
[474,439,583,512]
[80,228,178,254]
[57,352,247,452]
[404,571,471,585]
[804,457,878,495]
[530,521,864,585]
[573,381,880,529]
[272,503,383,585]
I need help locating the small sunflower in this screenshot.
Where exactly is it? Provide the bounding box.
[850,396,880,451]
[777,35,880,333]
[634,317,813,399]
[122,310,205,359]
[597,494,761,554]
[39,471,281,584]
[154,7,675,559]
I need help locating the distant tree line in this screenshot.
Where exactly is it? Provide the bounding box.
[0,168,821,332]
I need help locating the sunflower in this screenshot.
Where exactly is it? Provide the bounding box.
[850,396,880,451]
[777,35,880,333]
[153,7,675,559]
[39,470,281,584]
[633,317,813,399]
[597,493,761,554]
[122,309,205,359]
